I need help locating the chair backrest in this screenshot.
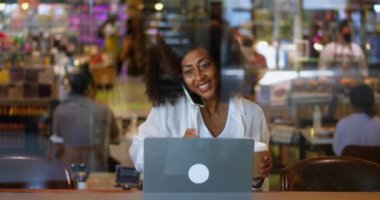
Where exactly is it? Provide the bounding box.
[0,154,76,189]
[342,145,380,165]
[281,156,380,191]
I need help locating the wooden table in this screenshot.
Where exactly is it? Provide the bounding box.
[299,128,334,159]
[300,128,334,145]
[86,172,119,190]
[0,189,379,200]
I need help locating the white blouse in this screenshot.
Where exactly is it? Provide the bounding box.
[129,96,270,172]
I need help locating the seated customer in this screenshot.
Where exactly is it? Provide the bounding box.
[51,73,119,172]
[333,84,380,155]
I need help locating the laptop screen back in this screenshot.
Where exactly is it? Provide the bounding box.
[143,138,254,200]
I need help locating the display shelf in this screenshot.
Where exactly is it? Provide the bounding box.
[0,98,54,106]
[0,99,55,155]
[0,66,55,99]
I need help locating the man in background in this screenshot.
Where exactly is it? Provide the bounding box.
[51,73,119,172]
[333,84,380,155]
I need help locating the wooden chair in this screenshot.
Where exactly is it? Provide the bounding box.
[342,145,380,165]
[281,156,380,191]
[0,154,76,189]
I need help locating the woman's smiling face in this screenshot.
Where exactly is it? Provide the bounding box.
[181,48,219,101]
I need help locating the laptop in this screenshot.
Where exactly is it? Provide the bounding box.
[143,138,254,200]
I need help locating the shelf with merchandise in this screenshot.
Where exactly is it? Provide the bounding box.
[0,63,56,155]
[0,66,55,100]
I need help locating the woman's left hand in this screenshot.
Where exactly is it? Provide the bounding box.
[260,152,272,178]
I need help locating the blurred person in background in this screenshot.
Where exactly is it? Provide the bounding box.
[319,19,368,86]
[98,14,121,75]
[50,72,119,172]
[333,84,380,155]
[120,4,144,76]
[236,30,267,101]
[308,23,324,60]
[78,62,97,100]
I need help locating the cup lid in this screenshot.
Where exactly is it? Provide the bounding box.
[254,142,268,152]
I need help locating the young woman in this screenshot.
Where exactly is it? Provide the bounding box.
[129,34,272,189]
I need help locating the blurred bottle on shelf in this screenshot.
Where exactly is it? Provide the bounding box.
[313,105,321,134]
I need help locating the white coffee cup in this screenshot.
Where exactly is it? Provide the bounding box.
[253,142,269,178]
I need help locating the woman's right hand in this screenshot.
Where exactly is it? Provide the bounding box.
[183,129,199,138]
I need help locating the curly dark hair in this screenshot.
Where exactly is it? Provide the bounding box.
[144,35,183,106]
[144,28,248,106]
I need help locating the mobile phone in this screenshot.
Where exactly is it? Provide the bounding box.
[182,84,206,107]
